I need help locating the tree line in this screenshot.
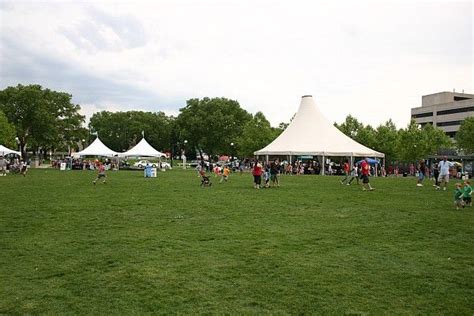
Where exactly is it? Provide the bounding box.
[1,84,472,161]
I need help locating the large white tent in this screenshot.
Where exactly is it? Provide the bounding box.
[74,137,118,157]
[255,95,384,159]
[119,138,166,158]
[0,145,21,156]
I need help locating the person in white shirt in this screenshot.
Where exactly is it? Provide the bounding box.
[0,155,6,176]
[437,156,454,191]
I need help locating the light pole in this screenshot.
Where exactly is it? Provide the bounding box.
[182,140,188,169]
[230,142,235,167]
[15,137,21,158]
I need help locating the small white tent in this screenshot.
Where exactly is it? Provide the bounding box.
[255,95,384,160]
[119,138,166,158]
[74,137,118,157]
[0,145,21,156]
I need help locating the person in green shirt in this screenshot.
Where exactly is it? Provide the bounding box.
[463,180,472,207]
[454,183,464,210]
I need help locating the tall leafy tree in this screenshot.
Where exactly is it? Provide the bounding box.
[236,112,278,157]
[0,84,85,157]
[334,115,363,138]
[373,119,399,163]
[175,97,252,159]
[89,111,174,152]
[0,110,16,148]
[455,117,474,154]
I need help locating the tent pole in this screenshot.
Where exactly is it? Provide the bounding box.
[265,155,269,164]
[321,155,325,176]
[350,156,353,169]
[374,156,378,177]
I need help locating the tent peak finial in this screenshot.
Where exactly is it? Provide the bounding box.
[302,95,313,98]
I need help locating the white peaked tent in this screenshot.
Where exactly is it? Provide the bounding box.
[74,137,118,157]
[0,145,21,156]
[255,95,384,160]
[119,138,166,157]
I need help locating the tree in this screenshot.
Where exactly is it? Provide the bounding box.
[175,97,252,159]
[335,115,363,138]
[236,112,278,157]
[89,111,174,152]
[373,119,399,163]
[421,123,452,156]
[456,117,474,154]
[0,84,85,157]
[0,110,16,148]
[397,120,424,162]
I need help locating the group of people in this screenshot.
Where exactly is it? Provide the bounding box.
[339,158,375,191]
[251,159,281,189]
[0,155,28,177]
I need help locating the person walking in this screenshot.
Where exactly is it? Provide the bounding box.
[270,159,280,187]
[0,155,6,176]
[360,158,374,191]
[416,159,426,187]
[340,160,350,185]
[437,156,453,191]
[252,161,263,189]
[463,180,472,207]
[432,162,440,188]
[220,165,230,183]
[348,163,359,185]
[93,162,107,185]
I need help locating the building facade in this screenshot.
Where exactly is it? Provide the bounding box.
[411,91,474,138]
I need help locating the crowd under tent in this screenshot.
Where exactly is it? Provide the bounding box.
[74,137,118,157]
[119,138,166,158]
[254,95,384,175]
[0,145,21,156]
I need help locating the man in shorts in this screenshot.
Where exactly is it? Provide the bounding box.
[270,159,280,187]
[416,159,426,187]
[360,158,374,191]
[437,156,453,191]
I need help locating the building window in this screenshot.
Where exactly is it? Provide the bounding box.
[436,120,463,127]
[454,96,472,101]
[446,131,457,138]
[412,112,433,118]
[437,106,474,116]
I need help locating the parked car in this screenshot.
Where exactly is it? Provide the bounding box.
[133,160,157,168]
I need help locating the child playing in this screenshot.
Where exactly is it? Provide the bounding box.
[93,162,107,185]
[348,163,359,185]
[463,180,472,207]
[454,183,464,210]
[263,166,270,188]
[220,166,230,183]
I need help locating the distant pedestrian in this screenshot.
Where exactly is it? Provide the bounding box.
[220,166,230,183]
[0,155,6,176]
[463,180,472,207]
[432,162,440,188]
[438,156,454,191]
[416,160,426,187]
[252,161,263,189]
[270,159,280,187]
[348,163,359,185]
[263,165,270,188]
[19,160,27,177]
[454,183,464,210]
[340,160,350,185]
[93,162,107,185]
[360,158,374,191]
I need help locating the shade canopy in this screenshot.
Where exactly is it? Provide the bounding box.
[255,95,384,158]
[74,137,118,157]
[0,145,21,156]
[119,138,166,158]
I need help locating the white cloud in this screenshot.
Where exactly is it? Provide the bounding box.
[0,0,472,128]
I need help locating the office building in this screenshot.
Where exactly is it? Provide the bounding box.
[411,91,474,138]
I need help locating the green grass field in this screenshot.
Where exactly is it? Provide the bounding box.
[1,169,473,314]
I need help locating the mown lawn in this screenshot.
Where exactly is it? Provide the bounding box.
[1,169,473,314]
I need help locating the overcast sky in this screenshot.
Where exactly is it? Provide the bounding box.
[0,0,472,128]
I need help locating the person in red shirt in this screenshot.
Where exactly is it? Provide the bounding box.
[93,161,107,185]
[360,158,374,191]
[340,160,350,185]
[252,161,263,189]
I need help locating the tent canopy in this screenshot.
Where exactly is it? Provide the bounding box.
[74,137,118,157]
[254,95,384,158]
[0,145,21,156]
[119,138,166,158]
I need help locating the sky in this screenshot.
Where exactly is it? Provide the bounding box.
[0,0,472,128]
